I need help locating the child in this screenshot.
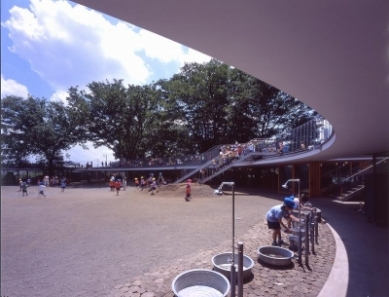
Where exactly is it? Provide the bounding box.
[148,178,158,195]
[158,172,164,185]
[110,175,115,191]
[18,179,23,191]
[38,182,46,197]
[140,176,145,191]
[301,194,313,210]
[115,179,122,196]
[266,198,295,246]
[134,177,140,190]
[185,179,192,201]
[61,178,66,192]
[22,181,28,196]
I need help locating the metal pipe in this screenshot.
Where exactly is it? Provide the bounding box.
[305,213,309,266]
[232,182,235,262]
[230,264,236,297]
[310,211,315,255]
[230,182,236,297]
[282,179,302,264]
[315,209,319,244]
[298,221,302,264]
[237,242,244,297]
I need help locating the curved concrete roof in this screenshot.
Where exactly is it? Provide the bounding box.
[73,0,389,161]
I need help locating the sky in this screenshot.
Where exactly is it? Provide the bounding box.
[1,0,212,165]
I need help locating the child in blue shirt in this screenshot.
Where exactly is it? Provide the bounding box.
[266,198,295,246]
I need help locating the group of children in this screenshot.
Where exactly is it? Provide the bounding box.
[133,175,192,199]
[18,177,68,197]
[133,172,167,195]
[133,175,158,194]
[109,175,122,195]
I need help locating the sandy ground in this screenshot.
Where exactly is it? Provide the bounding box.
[1,183,285,297]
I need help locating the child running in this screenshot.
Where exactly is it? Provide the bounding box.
[38,182,46,197]
[22,180,28,196]
[148,178,158,195]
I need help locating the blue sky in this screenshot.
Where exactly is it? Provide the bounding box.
[1,0,211,164]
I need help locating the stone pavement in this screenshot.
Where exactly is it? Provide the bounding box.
[5,185,385,297]
[108,219,335,297]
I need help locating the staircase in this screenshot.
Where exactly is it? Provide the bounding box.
[336,183,365,201]
[334,156,388,201]
[199,152,256,184]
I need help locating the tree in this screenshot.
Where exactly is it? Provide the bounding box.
[227,68,317,140]
[83,80,164,160]
[1,95,88,174]
[160,59,231,153]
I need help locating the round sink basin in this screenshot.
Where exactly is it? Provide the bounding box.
[257,246,294,266]
[172,269,230,297]
[212,252,254,280]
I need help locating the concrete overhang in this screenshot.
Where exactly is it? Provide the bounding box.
[71,0,389,161]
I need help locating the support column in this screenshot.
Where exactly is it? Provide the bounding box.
[309,162,321,197]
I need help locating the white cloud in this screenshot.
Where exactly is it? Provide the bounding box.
[49,90,68,105]
[2,0,211,94]
[1,0,212,164]
[1,74,29,98]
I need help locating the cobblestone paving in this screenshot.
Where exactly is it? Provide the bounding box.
[109,221,335,297]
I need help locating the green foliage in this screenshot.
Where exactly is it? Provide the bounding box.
[1,59,318,165]
[1,94,88,173]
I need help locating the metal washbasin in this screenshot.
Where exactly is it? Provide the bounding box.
[172,269,230,297]
[257,246,294,266]
[212,252,254,280]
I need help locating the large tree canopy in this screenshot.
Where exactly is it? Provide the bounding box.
[1,59,318,166]
[1,95,88,174]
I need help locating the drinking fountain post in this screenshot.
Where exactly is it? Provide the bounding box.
[282,179,301,264]
[230,264,236,297]
[237,242,244,297]
[229,182,236,297]
[315,209,319,244]
[304,213,309,266]
[310,210,315,255]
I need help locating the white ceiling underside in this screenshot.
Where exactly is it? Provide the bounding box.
[73,0,389,161]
